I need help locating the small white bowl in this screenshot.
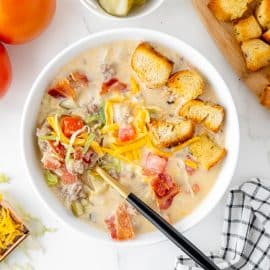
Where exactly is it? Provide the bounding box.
[21,28,239,246]
[80,0,165,20]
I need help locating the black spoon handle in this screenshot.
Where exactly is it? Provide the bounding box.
[127,193,220,270]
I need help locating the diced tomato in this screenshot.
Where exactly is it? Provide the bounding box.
[143,153,167,176]
[105,204,134,241]
[60,116,84,138]
[43,157,61,170]
[69,71,89,87]
[48,79,76,100]
[60,167,78,184]
[192,184,200,194]
[49,141,66,160]
[100,78,127,95]
[118,124,136,142]
[151,173,180,210]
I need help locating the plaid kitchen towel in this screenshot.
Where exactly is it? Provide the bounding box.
[175,178,270,270]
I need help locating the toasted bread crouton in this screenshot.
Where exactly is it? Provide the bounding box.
[256,0,270,29]
[131,43,173,88]
[260,85,270,108]
[189,134,226,170]
[262,29,270,43]
[208,0,250,21]
[149,119,194,148]
[233,16,262,43]
[241,39,270,71]
[167,70,204,101]
[179,100,225,132]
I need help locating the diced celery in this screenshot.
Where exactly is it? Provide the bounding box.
[44,170,59,186]
[71,201,84,217]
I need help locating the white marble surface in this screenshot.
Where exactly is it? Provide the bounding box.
[1,0,270,269]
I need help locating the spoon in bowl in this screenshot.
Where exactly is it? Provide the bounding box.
[96,166,220,270]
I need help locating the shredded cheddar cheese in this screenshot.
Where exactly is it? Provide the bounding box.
[130,76,140,94]
[184,159,198,169]
[0,205,24,252]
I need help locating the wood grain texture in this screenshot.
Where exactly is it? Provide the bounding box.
[192,0,270,108]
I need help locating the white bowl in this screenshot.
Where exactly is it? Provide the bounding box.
[80,0,164,20]
[21,28,239,246]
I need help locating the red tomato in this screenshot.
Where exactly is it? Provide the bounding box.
[60,167,77,185]
[143,152,167,175]
[118,124,136,142]
[0,43,11,97]
[60,116,84,138]
[0,0,56,44]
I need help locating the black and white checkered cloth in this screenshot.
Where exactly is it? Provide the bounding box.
[175,178,270,270]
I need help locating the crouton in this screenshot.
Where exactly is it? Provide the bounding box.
[241,39,270,71]
[179,100,225,132]
[256,0,270,29]
[189,134,226,170]
[149,119,194,148]
[233,16,262,43]
[260,85,270,107]
[131,42,173,88]
[167,70,204,101]
[262,29,270,43]
[208,0,250,21]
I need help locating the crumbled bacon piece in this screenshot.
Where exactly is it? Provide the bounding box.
[100,78,127,95]
[43,156,62,170]
[105,204,135,241]
[60,167,78,185]
[48,79,76,100]
[143,153,167,176]
[151,173,180,210]
[49,141,66,161]
[69,71,89,87]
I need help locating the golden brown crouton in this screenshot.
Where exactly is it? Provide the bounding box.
[241,39,270,71]
[179,100,225,132]
[233,16,262,43]
[208,0,250,21]
[131,42,173,88]
[149,119,194,148]
[189,134,226,170]
[260,85,270,108]
[262,29,270,43]
[167,70,204,101]
[256,0,270,29]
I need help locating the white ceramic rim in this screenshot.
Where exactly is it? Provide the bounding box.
[21,28,240,246]
[80,0,165,21]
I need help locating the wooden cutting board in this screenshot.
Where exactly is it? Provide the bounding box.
[192,0,270,109]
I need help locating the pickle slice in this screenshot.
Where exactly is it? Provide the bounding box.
[98,0,134,16]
